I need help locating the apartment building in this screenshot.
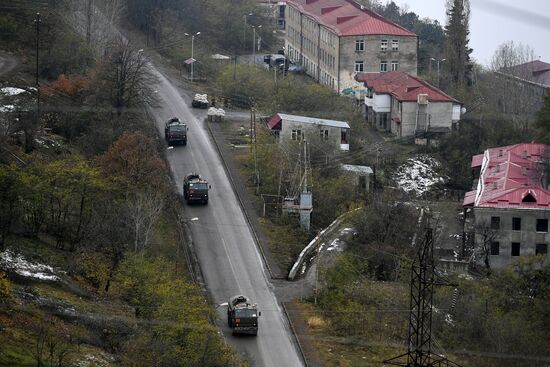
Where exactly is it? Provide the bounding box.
[285,0,417,93]
[464,143,550,268]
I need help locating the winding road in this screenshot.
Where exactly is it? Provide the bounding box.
[147,65,304,367]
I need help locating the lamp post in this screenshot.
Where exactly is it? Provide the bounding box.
[252,25,261,66]
[431,57,446,87]
[185,31,200,81]
[243,12,253,51]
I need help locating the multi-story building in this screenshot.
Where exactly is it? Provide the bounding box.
[464,143,550,269]
[355,71,463,138]
[285,0,417,93]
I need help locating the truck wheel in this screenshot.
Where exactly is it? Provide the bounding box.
[183,140,187,146]
[203,198,208,205]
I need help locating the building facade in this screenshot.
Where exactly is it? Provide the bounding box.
[267,113,350,152]
[356,71,463,138]
[464,143,550,268]
[285,0,417,93]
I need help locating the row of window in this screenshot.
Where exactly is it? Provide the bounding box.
[356,39,399,52]
[291,129,331,141]
[490,242,548,256]
[355,60,399,73]
[491,216,549,232]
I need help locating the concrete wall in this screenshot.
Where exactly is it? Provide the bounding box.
[474,207,550,268]
[386,99,455,137]
[279,120,346,151]
[339,34,417,91]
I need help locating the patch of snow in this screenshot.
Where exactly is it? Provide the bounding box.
[458,273,473,281]
[190,217,199,221]
[0,105,15,112]
[393,155,447,197]
[326,239,342,252]
[300,263,307,275]
[0,250,59,281]
[444,313,455,326]
[1,87,28,96]
[34,137,60,149]
[76,353,112,367]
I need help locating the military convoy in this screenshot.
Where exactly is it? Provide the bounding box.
[164,117,188,145]
[183,173,210,204]
[227,295,261,336]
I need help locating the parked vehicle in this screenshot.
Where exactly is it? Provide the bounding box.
[227,295,260,335]
[269,54,289,71]
[183,173,210,204]
[164,117,188,145]
[192,93,209,109]
[287,63,305,74]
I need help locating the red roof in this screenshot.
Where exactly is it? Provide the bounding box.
[268,113,282,130]
[501,60,550,87]
[287,0,416,37]
[355,71,460,103]
[466,143,550,208]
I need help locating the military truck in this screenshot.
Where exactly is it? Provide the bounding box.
[164,117,188,145]
[227,295,260,336]
[183,173,210,204]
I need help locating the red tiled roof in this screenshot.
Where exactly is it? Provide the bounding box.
[466,143,550,209]
[287,0,416,37]
[355,71,460,103]
[471,154,484,168]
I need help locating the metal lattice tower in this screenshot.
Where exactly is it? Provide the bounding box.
[384,229,462,367]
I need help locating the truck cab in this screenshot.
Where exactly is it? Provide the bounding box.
[227,295,260,336]
[183,173,210,204]
[164,117,188,145]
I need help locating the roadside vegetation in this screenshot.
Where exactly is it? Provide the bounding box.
[0,1,244,366]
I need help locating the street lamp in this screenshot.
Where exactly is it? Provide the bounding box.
[185,31,200,81]
[431,57,446,87]
[252,25,262,66]
[243,12,253,51]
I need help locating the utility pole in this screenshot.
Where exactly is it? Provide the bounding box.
[431,57,446,88]
[253,108,259,193]
[252,25,262,67]
[384,229,462,367]
[34,12,41,120]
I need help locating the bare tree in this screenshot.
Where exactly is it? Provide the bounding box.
[125,189,165,253]
[474,220,498,274]
[103,39,157,115]
[485,41,546,127]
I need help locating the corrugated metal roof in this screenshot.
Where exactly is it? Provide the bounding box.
[287,0,416,37]
[277,113,350,129]
[355,71,461,103]
[466,143,550,209]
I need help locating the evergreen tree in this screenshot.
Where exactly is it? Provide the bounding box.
[444,0,473,87]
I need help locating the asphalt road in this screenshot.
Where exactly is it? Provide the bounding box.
[147,65,304,367]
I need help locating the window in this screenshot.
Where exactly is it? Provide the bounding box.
[511,242,520,256]
[536,244,548,255]
[380,61,388,72]
[392,39,399,51]
[491,216,500,230]
[320,129,329,141]
[380,39,388,51]
[391,61,399,71]
[536,219,548,232]
[355,39,364,51]
[291,129,303,141]
[512,217,521,231]
[355,61,364,72]
[490,241,500,255]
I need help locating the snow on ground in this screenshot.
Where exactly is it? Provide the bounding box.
[326,238,343,252]
[0,87,28,96]
[393,155,447,197]
[0,250,59,281]
[0,104,15,112]
[34,136,61,149]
